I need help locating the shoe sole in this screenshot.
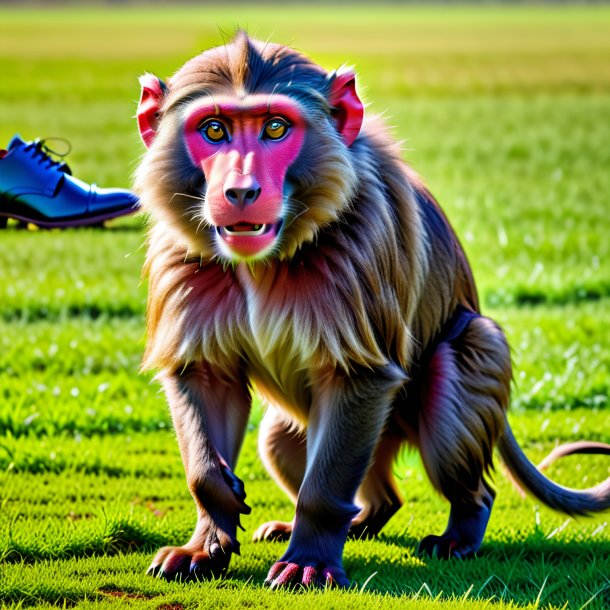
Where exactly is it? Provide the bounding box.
[0,199,138,229]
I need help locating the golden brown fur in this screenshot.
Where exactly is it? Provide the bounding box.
[135,33,610,587]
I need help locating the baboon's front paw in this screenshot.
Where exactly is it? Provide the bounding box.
[147,542,232,581]
[417,534,478,560]
[252,520,293,542]
[264,560,349,589]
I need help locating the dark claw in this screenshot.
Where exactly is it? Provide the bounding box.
[221,465,247,502]
[159,553,191,580]
[418,535,473,560]
[189,551,209,580]
[146,563,162,577]
[321,567,350,589]
[148,542,234,582]
[189,563,204,580]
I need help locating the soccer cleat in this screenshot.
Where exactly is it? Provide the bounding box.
[0,135,139,228]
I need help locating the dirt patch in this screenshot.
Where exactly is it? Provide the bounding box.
[98,588,155,601]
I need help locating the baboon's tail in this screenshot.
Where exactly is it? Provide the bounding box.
[498,423,610,515]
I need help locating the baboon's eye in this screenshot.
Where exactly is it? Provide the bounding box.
[262,118,290,141]
[200,119,230,143]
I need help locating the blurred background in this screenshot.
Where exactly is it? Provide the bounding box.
[2,4,609,320]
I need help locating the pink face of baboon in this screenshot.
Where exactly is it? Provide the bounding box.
[181,95,306,260]
[136,37,363,263]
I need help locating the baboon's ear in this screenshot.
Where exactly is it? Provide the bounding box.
[137,73,167,148]
[329,70,364,147]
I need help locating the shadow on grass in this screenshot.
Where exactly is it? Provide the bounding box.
[341,534,610,608]
[2,302,144,323]
[227,532,610,596]
[3,528,610,609]
[379,531,610,559]
[486,282,610,308]
[1,519,166,565]
[4,522,609,570]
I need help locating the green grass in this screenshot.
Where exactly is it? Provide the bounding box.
[1,5,610,610]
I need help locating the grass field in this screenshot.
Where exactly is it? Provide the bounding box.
[1,5,610,609]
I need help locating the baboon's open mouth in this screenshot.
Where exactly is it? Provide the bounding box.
[220,222,275,237]
[217,221,282,258]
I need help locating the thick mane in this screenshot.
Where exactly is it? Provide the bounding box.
[137,35,468,374]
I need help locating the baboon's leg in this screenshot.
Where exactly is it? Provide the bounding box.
[255,411,404,542]
[350,432,404,539]
[253,408,306,542]
[265,364,406,588]
[417,314,511,559]
[147,362,251,580]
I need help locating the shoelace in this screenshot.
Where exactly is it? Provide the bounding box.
[23,138,72,173]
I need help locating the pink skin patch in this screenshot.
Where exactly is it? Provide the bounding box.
[423,342,456,417]
[183,94,306,260]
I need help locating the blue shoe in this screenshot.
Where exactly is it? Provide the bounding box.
[0,135,139,228]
